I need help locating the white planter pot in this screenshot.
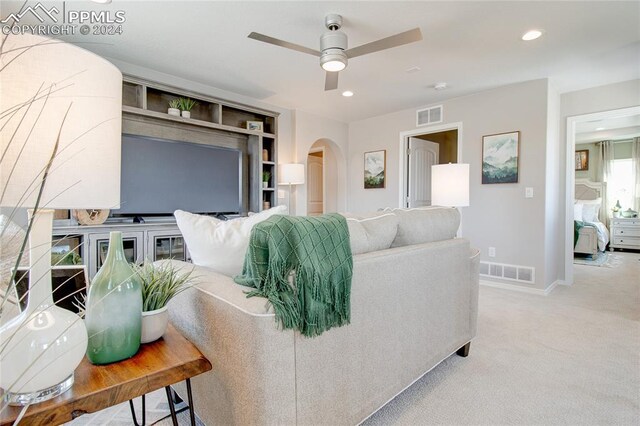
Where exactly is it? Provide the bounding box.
[181,110,191,118]
[141,306,169,344]
[263,181,268,188]
[168,108,180,117]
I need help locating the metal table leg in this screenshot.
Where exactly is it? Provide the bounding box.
[164,380,197,426]
[129,394,146,426]
[186,378,196,426]
[165,386,179,426]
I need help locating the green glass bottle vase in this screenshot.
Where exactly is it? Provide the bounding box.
[85,231,142,364]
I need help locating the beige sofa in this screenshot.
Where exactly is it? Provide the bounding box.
[167,207,480,425]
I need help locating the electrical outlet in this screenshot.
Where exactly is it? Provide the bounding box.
[525,187,533,198]
[488,247,496,257]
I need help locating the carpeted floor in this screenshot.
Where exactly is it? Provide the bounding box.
[573,251,609,266]
[68,252,640,425]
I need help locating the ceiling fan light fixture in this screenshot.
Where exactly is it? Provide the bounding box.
[321,49,347,72]
[522,29,543,41]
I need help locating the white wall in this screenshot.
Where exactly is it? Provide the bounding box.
[292,110,348,216]
[558,79,640,281]
[545,83,562,287]
[348,79,553,290]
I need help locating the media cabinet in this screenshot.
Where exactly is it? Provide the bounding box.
[51,77,281,278]
[52,222,187,279]
[121,75,279,212]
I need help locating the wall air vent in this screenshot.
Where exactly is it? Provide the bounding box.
[416,105,443,126]
[480,261,535,284]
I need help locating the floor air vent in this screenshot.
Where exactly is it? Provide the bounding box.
[480,261,535,284]
[416,105,443,126]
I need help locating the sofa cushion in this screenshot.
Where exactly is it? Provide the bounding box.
[342,213,398,255]
[384,207,460,247]
[174,205,287,277]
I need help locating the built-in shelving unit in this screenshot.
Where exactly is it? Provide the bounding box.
[121,76,279,212]
[52,78,281,280]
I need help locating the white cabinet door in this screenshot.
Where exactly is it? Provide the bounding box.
[88,231,144,278]
[146,230,189,262]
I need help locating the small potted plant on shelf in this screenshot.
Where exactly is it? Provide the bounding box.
[262,171,271,188]
[178,97,198,118]
[168,99,181,117]
[134,262,196,343]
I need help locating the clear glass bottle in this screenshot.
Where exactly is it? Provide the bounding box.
[85,231,142,364]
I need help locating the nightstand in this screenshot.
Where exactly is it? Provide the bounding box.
[610,217,640,251]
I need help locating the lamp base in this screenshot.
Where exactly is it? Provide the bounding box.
[4,374,74,406]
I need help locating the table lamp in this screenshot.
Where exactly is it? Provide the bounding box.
[278,164,305,214]
[431,163,470,207]
[0,34,122,405]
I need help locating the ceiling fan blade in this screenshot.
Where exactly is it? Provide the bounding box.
[325,71,339,91]
[248,32,321,57]
[344,28,423,59]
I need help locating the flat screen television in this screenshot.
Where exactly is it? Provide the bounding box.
[115,134,242,216]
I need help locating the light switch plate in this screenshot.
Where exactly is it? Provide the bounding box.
[525,187,534,198]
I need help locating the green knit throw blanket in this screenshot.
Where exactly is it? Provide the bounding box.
[234,213,353,337]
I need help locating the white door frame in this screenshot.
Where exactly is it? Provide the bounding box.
[564,105,640,286]
[308,147,326,214]
[398,122,464,208]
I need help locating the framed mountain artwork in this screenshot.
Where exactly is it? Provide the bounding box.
[364,150,386,189]
[482,131,520,184]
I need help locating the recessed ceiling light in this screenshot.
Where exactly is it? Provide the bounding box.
[342,90,354,97]
[522,30,543,41]
[596,127,605,131]
[91,0,113,3]
[434,82,448,91]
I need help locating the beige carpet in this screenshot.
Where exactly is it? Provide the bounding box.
[69,252,639,425]
[363,251,640,425]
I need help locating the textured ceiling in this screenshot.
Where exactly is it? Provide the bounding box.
[2,1,639,123]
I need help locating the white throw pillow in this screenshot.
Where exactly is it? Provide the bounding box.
[174,205,287,277]
[343,213,398,255]
[573,203,584,222]
[582,203,600,223]
[381,207,460,247]
[576,197,601,205]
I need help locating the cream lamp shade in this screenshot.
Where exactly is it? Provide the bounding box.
[0,33,122,209]
[0,34,122,405]
[279,163,305,185]
[431,163,470,207]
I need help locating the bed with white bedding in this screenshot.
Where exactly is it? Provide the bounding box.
[574,179,610,256]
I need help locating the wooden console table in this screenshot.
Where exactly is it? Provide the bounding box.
[0,325,212,426]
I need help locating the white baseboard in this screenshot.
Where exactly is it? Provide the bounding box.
[480,279,562,296]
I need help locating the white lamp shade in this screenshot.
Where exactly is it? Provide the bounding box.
[279,163,305,185]
[431,163,470,207]
[0,34,122,209]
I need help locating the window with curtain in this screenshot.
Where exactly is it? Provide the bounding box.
[610,158,633,210]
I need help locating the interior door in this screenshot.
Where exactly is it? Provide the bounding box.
[307,153,324,216]
[407,137,439,208]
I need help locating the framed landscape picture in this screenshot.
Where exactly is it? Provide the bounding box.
[482,131,520,184]
[575,149,589,171]
[364,150,386,189]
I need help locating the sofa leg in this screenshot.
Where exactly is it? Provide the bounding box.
[456,342,471,357]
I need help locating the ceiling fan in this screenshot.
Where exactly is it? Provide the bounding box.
[248,14,423,91]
